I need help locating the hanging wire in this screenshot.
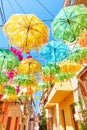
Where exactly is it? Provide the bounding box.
[0,8,4,26]
[7,0,16,13]
[1,0,6,23]
[15,0,26,14]
[36,0,55,18]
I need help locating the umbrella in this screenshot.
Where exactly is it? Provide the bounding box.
[69,47,87,64]
[40,74,56,84]
[40,40,71,63]
[0,72,8,84]
[42,63,60,75]
[18,57,42,74]
[13,74,38,87]
[38,81,50,90]
[52,4,87,42]
[0,49,19,71]
[55,73,75,81]
[59,61,82,73]
[78,29,87,47]
[3,14,49,53]
[0,84,4,95]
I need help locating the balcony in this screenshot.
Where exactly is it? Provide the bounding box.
[44,80,73,108]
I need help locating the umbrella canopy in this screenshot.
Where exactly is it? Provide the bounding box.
[38,81,50,90]
[0,72,8,84]
[0,84,4,95]
[40,74,56,84]
[3,14,49,53]
[42,63,60,75]
[59,61,82,73]
[69,47,87,64]
[0,49,19,71]
[52,4,87,42]
[55,73,75,81]
[18,57,42,74]
[40,40,71,63]
[78,29,87,47]
[13,74,38,87]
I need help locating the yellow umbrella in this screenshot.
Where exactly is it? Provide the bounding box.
[3,14,49,53]
[59,61,82,73]
[18,57,42,74]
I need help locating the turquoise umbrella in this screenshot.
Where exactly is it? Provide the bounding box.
[0,49,19,70]
[52,4,87,42]
[40,40,71,63]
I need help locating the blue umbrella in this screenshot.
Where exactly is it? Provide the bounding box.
[39,40,71,63]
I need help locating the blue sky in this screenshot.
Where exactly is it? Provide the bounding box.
[0,0,64,113]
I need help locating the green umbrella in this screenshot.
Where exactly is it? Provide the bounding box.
[0,48,19,71]
[42,63,60,75]
[55,73,75,81]
[0,72,8,84]
[38,81,50,90]
[52,4,87,42]
[69,47,87,63]
[5,85,16,95]
[13,74,38,87]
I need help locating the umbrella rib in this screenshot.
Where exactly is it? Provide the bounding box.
[53,22,65,36]
[52,19,66,28]
[25,16,34,47]
[70,13,87,19]
[5,26,26,34]
[30,28,43,34]
[61,8,76,41]
[71,20,87,29]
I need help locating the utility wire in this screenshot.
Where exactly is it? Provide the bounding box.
[36,0,55,18]
[0,7,4,25]
[15,0,26,14]
[7,0,16,13]
[0,0,6,23]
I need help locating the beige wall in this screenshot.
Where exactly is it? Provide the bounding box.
[59,92,75,130]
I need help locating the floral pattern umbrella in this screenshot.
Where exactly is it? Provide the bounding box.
[3,14,49,53]
[13,74,38,87]
[52,4,87,42]
[40,40,71,63]
[18,57,42,74]
[0,49,19,71]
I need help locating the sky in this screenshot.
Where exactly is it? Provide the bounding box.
[0,0,64,113]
